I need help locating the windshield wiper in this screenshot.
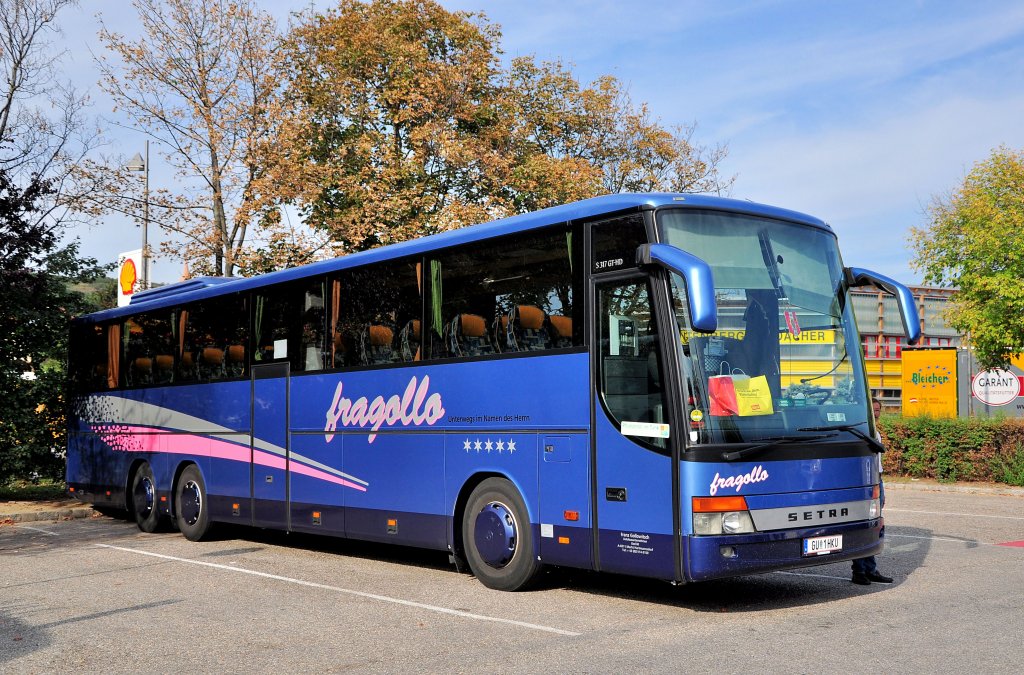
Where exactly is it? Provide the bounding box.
[721,433,837,462]
[798,424,884,453]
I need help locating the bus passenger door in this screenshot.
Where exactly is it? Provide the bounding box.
[251,362,290,529]
[593,277,676,579]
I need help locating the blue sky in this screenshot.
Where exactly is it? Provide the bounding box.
[56,1,1024,285]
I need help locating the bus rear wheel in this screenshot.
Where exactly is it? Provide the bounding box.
[175,465,213,542]
[462,478,540,591]
[131,463,161,533]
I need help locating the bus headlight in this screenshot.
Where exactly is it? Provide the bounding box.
[869,498,880,519]
[692,496,756,535]
[694,512,722,535]
[693,511,756,535]
[722,511,755,534]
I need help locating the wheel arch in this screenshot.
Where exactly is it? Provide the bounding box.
[124,458,149,513]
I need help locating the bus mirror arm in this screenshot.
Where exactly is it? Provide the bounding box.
[846,267,922,345]
[637,243,718,333]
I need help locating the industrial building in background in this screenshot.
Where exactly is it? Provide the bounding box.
[853,286,1024,417]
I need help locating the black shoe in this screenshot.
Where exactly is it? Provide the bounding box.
[865,571,893,583]
[851,573,870,585]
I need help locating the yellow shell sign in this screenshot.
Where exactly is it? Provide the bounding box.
[119,258,138,296]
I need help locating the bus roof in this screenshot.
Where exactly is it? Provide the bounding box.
[81,192,831,323]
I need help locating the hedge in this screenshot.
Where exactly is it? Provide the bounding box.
[878,416,1024,486]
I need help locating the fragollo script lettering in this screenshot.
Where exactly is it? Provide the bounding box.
[325,375,445,443]
[709,464,769,496]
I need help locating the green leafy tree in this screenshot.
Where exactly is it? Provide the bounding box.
[0,0,112,482]
[910,146,1024,370]
[0,168,109,482]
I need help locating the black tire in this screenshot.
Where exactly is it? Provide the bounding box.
[175,464,213,541]
[462,478,541,591]
[131,463,161,533]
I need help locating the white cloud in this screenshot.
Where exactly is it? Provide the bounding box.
[728,92,1024,283]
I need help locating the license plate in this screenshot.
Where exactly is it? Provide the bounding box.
[803,534,843,556]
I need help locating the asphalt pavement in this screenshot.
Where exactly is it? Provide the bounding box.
[2,485,1023,672]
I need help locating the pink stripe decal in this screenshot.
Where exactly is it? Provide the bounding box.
[90,424,366,492]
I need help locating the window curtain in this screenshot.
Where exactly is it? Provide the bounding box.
[106,323,121,389]
[430,260,443,337]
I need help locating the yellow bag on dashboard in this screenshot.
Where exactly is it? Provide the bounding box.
[734,375,774,416]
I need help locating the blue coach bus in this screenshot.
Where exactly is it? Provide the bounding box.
[66,193,920,590]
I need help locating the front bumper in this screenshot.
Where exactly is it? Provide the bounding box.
[684,518,883,582]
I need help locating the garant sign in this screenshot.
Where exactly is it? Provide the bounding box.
[971,369,1021,407]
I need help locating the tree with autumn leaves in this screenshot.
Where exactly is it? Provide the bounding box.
[98,0,733,276]
[96,0,283,277]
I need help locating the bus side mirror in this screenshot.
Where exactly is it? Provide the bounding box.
[846,267,922,345]
[637,243,718,333]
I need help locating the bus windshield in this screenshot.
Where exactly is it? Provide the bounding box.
[658,209,870,447]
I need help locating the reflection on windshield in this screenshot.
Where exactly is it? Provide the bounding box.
[659,209,871,446]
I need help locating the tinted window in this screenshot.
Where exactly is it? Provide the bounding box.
[427,225,580,359]
[299,279,328,371]
[69,322,112,393]
[178,293,248,382]
[591,214,647,274]
[331,259,422,367]
[253,279,326,372]
[122,311,175,387]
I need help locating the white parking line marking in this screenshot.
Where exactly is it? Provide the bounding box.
[774,570,850,581]
[17,525,59,536]
[98,544,580,636]
[886,508,1024,521]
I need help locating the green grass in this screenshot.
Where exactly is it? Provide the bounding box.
[0,479,67,501]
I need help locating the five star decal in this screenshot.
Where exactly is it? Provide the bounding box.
[463,437,518,454]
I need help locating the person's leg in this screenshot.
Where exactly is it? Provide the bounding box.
[852,555,877,575]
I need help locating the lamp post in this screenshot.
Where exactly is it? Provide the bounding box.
[125,140,150,290]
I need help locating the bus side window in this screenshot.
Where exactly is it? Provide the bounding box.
[427,224,579,359]
[298,279,327,371]
[184,293,247,381]
[591,214,646,274]
[69,322,112,393]
[124,315,172,388]
[330,259,420,368]
[596,278,668,450]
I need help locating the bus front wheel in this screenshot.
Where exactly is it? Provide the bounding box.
[462,478,540,591]
[131,463,161,533]
[175,465,213,542]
